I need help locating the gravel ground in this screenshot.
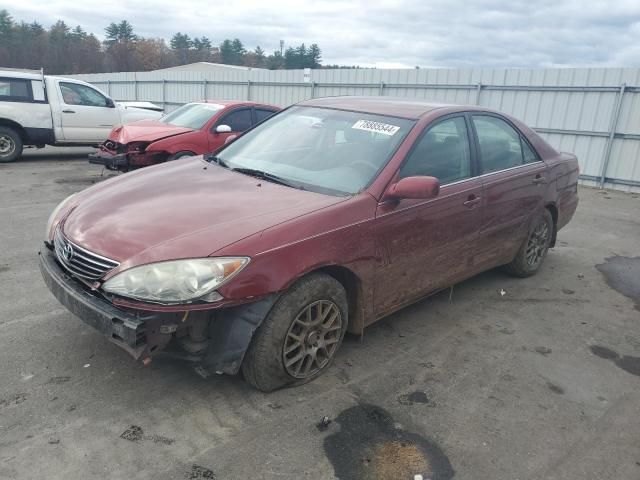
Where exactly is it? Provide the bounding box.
[1,148,639,480]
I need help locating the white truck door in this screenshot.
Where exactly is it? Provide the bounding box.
[54,80,120,143]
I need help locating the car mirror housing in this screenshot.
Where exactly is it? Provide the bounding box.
[216,124,232,133]
[383,176,440,201]
[105,98,115,108]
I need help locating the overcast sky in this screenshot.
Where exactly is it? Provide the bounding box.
[6,0,640,67]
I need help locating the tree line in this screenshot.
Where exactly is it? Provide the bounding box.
[0,10,325,74]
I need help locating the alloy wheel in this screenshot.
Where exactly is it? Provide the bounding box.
[282,300,343,379]
[525,220,550,267]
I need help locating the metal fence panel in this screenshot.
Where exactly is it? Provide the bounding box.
[72,67,640,192]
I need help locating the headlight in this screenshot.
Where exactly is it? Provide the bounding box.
[102,257,249,304]
[45,193,76,241]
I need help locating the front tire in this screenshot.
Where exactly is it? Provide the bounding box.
[241,273,348,392]
[0,127,23,163]
[504,209,554,277]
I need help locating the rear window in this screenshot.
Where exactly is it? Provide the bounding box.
[0,78,32,102]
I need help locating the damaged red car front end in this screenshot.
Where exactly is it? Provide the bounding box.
[89,121,192,170]
[88,101,280,171]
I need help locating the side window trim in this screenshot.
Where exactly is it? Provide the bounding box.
[396,113,475,185]
[520,133,542,163]
[59,81,109,107]
[470,112,535,174]
[213,107,251,132]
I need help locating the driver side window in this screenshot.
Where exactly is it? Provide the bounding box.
[217,108,252,132]
[399,116,471,184]
[59,82,109,107]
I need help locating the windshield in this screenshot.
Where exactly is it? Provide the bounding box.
[217,106,415,195]
[160,103,225,129]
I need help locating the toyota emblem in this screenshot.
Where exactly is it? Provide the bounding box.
[62,242,74,262]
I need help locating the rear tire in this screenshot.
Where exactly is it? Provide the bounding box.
[504,209,554,277]
[242,273,348,392]
[0,127,23,163]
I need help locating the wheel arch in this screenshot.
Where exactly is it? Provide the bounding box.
[311,265,365,335]
[0,118,26,141]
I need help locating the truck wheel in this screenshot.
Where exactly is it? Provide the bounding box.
[504,209,554,277]
[168,151,195,161]
[242,273,348,392]
[0,127,23,163]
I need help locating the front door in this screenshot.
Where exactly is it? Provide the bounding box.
[208,107,253,151]
[373,115,482,317]
[56,81,119,142]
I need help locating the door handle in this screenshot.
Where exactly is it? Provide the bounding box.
[463,194,481,207]
[62,109,75,113]
[532,174,546,184]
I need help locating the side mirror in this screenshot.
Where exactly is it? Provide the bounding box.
[215,125,232,133]
[383,176,440,201]
[105,98,115,108]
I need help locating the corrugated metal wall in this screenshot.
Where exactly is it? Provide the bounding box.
[72,67,640,192]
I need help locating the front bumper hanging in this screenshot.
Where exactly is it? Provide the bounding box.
[39,247,151,359]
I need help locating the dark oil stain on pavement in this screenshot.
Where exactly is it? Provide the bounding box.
[546,382,565,394]
[119,425,175,445]
[0,264,10,273]
[185,465,215,479]
[398,391,434,406]
[323,403,454,480]
[46,376,71,385]
[596,256,640,311]
[590,345,640,377]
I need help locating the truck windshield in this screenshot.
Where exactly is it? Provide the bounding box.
[161,103,225,129]
[216,106,415,195]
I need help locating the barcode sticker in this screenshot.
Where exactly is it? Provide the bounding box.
[352,120,400,136]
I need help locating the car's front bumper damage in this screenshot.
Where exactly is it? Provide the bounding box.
[39,246,278,375]
[88,151,129,170]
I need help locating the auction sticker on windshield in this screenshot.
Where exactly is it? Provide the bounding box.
[352,120,400,136]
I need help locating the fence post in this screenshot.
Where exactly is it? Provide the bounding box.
[134,78,138,101]
[475,82,483,105]
[379,81,385,96]
[203,79,207,100]
[107,80,111,96]
[310,81,316,99]
[162,79,166,108]
[599,83,626,189]
[246,80,251,101]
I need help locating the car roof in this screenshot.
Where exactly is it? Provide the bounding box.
[194,100,280,109]
[298,96,474,119]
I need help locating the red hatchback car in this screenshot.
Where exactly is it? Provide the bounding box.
[41,97,579,391]
[88,100,279,171]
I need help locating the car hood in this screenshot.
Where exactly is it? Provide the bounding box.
[62,158,347,275]
[108,120,193,144]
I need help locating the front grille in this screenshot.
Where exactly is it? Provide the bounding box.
[54,228,119,281]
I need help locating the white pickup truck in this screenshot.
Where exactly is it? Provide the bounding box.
[0,70,163,162]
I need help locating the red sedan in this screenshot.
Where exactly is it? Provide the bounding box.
[88,100,279,171]
[41,96,579,391]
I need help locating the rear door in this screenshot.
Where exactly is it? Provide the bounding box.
[55,80,119,142]
[373,115,483,317]
[208,107,253,150]
[470,113,548,268]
